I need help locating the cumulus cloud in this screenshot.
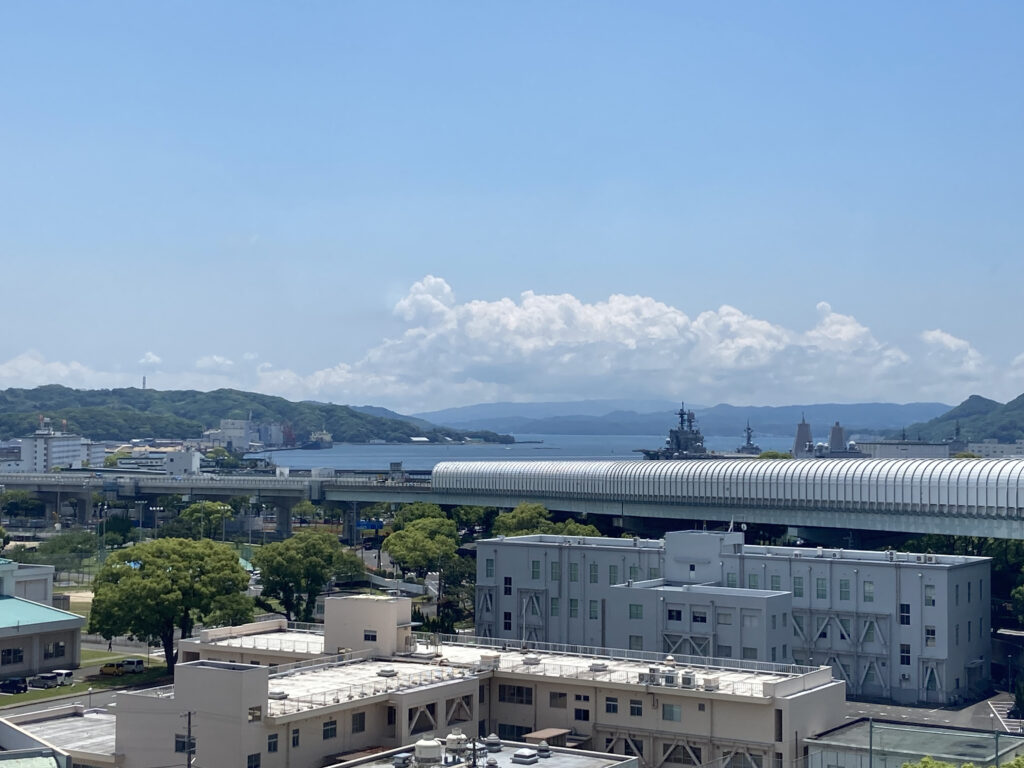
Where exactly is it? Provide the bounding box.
[195,355,234,370]
[0,278,1016,410]
[139,351,162,365]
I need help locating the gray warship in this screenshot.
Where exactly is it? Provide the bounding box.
[637,402,712,460]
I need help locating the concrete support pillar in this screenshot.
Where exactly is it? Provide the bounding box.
[76,493,94,525]
[275,500,296,537]
[342,502,360,546]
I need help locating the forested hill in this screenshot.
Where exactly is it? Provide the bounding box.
[903,393,1024,442]
[0,385,513,444]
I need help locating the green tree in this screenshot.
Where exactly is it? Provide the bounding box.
[392,502,447,531]
[37,530,99,557]
[954,452,981,459]
[758,450,792,459]
[88,538,250,672]
[253,529,361,622]
[0,490,45,518]
[451,505,487,532]
[383,517,458,576]
[290,500,321,525]
[104,450,130,467]
[0,524,9,551]
[179,501,235,540]
[490,503,600,537]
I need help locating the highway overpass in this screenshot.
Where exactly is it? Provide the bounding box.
[5,456,1024,539]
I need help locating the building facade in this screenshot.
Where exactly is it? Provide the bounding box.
[476,532,991,705]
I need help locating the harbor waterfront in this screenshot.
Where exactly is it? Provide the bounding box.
[247,433,795,471]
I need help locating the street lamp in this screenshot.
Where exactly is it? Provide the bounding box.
[88,686,93,708]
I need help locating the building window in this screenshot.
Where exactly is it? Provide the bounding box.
[727,572,738,588]
[900,644,911,666]
[574,708,590,721]
[550,598,559,617]
[589,562,599,583]
[609,565,619,584]
[770,574,781,591]
[839,579,850,601]
[742,647,758,660]
[692,610,708,624]
[575,694,590,701]
[771,614,777,630]
[364,630,377,642]
[352,712,366,733]
[503,612,512,631]
[955,584,959,606]
[630,699,643,716]
[504,576,512,596]
[662,703,681,722]
[718,611,733,625]
[486,558,494,578]
[292,729,300,748]
[649,567,660,579]
[863,621,875,642]
[968,582,972,603]
[793,614,804,635]
[605,697,618,714]
[551,562,561,581]
[629,635,643,650]
[550,692,567,709]
[717,644,732,657]
[816,578,827,600]
[1,648,24,666]
[247,754,261,768]
[569,562,579,582]
[839,617,851,640]
[569,599,579,618]
[863,581,874,602]
[792,576,803,598]
[323,720,337,739]
[629,604,643,620]
[925,626,936,647]
[667,609,682,621]
[748,573,759,589]
[865,665,877,684]
[248,706,262,722]
[629,566,640,581]
[589,600,599,620]
[43,641,66,659]
[531,560,540,580]
[898,603,910,625]
[498,685,533,705]
[925,585,935,606]
[742,613,760,628]
[174,734,196,754]
[268,734,279,753]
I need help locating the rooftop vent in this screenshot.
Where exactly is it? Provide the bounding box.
[377,667,398,677]
[512,748,539,765]
[589,662,608,672]
[536,742,552,759]
[522,654,541,666]
[393,753,413,768]
[485,734,503,753]
[414,738,443,765]
[267,690,289,700]
[664,655,676,666]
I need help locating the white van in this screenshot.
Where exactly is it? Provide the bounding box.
[51,670,74,686]
[121,659,145,673]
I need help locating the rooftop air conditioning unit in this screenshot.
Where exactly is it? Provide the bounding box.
[703,676,720,691]
[887,551,895,561]
[793,552,802,558]
[679,671,696,689]
[926,555,936,563]
[900,673,910,681]
[915,555,924,563]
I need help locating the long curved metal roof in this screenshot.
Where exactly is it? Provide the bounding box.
[432,458,1024,517]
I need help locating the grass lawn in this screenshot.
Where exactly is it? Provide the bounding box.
[80,649,150,665]
[0,664,171,708]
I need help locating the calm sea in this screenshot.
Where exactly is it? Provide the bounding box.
[248,433,794,471]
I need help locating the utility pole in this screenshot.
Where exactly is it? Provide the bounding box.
[181,711,195,767]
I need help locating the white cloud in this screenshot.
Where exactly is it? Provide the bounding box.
[195,355,234,370]
[138,351,162,365]
[0,278,1016,410]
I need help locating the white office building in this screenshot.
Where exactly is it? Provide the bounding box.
[476,532,990,705]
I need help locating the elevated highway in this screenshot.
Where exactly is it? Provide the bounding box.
[5,456,1024,539]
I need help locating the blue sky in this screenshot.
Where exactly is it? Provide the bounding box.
[1,3,1021,411]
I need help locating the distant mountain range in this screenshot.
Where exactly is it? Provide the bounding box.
[415,400,952,438]
[0,385,511,444]
[903,394,1024,443]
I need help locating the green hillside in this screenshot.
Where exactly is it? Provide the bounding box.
[0,385,512,444]
[903,393,1024,443]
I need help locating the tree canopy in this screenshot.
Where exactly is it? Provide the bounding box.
[491,503,601,537]
[383,517,459,575]
[178,501,235,540]
[252,529,363,622]
[392,502,447,531]
[88,538,251,672]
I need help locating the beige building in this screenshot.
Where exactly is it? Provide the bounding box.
[8,596,846,768]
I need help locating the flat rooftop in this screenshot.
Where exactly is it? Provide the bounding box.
[12,709,116,757]
[616,580,790,599]
[481,535,663,550]
[207,629,326,655]
[328,740,634,768]
[806,719,1024,765]
[251,636,833,717]
[742,544,987,566]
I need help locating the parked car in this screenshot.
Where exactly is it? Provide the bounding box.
[100,662,124,676]
[29,672,59,689]
[122,659,145,673]
[52,669,74,685]
[0,677,28,694]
